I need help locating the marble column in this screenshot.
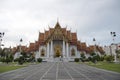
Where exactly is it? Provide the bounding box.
[62,40,65,58]
[50,40,53,57]
[47,42,49,58]
[66,43,69,58]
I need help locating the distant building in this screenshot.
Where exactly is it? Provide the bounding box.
[103,43,120,62]
[12,46,28,59]
[103,43,120,55]
[12,22,104,62]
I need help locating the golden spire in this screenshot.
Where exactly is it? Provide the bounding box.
[55,18,61,28]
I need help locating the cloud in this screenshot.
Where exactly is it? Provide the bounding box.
[0,0,120,48]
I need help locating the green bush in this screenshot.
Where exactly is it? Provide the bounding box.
[96,54,101,61]
[80,53,86,62]
[91,56,97,63]
[37,58,42,63]
[26,58,33,62]
[0,57,2,62]
[14,58,19,62]
[5,58,11,64]
[88,57,92,61]
[100,56,104,61]
[0,57,12,64]
[90,52,96,56]
[0,57,5,63]
[74,58,80,62]
[18,56,24,65]
[9,54,14,62]
[81,53,86,59]
[89,53,100,63]
[80,58,85,62]
[105,55,114,62]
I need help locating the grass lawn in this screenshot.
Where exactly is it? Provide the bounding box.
[0,66,25,73]
[0,62,40,73]
[85,61,120,73]
[0,62,27,73]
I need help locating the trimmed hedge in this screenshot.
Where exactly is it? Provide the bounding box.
[37,58,42,63]
[74,58,80,62]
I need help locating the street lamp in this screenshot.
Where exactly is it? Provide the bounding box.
[0,32,5,48]
[110,32,117,62]
[93,38,96,53]
[110,32,116,44]
[20,38,23,42]
[20,38,23,53]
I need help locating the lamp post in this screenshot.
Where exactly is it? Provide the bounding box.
[110,32,116,44]
[0,32,5,49]
[110,32,117,62]
[93,38,96,53]
[20,38,23,53]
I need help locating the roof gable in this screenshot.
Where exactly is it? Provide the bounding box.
[55,21,61,29]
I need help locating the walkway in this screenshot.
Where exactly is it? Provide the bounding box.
[0,62,120,80]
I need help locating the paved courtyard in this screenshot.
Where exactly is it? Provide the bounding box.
[0,62,120,80]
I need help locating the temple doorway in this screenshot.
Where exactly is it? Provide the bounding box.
[54,45,62,58]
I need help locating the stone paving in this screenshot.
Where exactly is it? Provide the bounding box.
[0,62,120,80]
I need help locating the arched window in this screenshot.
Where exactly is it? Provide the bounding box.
[41,49,45,56]
[71,48,75,56]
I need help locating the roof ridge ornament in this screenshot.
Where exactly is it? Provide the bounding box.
[55,19,61,29]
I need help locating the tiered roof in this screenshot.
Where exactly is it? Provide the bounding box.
[12,22,104,54]
[12,45,28,54]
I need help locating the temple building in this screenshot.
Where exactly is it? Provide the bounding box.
[12,22,104,62]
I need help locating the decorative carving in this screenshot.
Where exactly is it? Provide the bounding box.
[52,28,64,40]
[45,22,69,43]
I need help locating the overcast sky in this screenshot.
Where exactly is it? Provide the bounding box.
[0,0,120,48]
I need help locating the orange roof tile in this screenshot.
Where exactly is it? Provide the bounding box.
[62,28,67,35]
[80,43,87,51]
[49,28,54,34]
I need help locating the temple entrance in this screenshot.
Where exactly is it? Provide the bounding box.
[55,49,60,57]
[54,45,62,58]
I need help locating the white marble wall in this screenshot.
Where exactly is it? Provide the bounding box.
[69,45,77,57]
[35,42,82,62]
[14,52,21,59]
[77,51,80,58]
[39,45,47,58]
[103,46,111,55]
[35,51,40,61]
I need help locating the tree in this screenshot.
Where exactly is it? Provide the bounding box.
[90,52,100,63]
[80,53,86,62]
[91,55,98,63]
[20,51,26,62]
[81,53,86,59]
[0,48,2,57]
[88,56,92,61]
[0,57,5,63]
[14,58,19,62]
[116,50,120,58]
[90,52,96,56]
[18,56,24,65]
[100,56,104,61]
[105,55,114,62]
[21,51,27,58]
[9,54,14,62]
[96,54,100,61]
[5,57,11,64]
[0,49,5,57]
